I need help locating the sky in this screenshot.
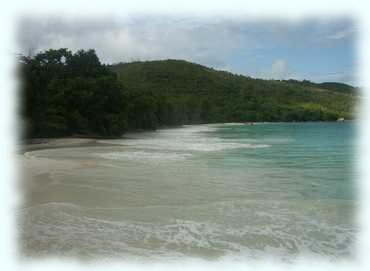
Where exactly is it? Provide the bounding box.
[18,16,357,85]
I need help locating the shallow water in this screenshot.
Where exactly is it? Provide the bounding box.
[19,122,357,261]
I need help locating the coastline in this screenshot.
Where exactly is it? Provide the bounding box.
[19,121,352,153]
[19,137,123,154]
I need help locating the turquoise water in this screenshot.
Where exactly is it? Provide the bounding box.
[208,122,355,200]
[20,122,356,260]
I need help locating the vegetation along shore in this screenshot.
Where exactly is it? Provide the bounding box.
[19,48,358,139]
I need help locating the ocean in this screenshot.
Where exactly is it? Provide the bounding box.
[20,122,357,261]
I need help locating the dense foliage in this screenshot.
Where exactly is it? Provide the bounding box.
[20,49,129,137]
[282,79,358,95]
[111,60,357,124]
[20,49,357,138]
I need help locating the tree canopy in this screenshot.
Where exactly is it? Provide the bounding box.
[20,49,128,137]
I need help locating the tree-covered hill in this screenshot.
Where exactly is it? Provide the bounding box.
[20,49,358,138]
[111,59,357,124]
[282,79,358,95]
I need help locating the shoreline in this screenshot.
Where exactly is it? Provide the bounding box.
[19,137,124,154]
[20,138,96,154]
[19,121,352,154]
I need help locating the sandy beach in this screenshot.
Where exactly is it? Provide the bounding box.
[19,138,111,205]
[19,137,124,181]
[20,138,103,152]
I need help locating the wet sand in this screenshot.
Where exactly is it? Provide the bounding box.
[18,138,122,205]
[20,138,104,153]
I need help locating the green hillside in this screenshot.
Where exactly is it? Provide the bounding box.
[282,79,358,95]
[20,49,358,138]
[111,59,357,124]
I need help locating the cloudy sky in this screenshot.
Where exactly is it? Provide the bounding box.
[18,16,357,85]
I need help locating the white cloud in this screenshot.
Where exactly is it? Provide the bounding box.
[271,59,289,79]
[327,27,355,40]
[17,17,242,67]
[17,16,356,84]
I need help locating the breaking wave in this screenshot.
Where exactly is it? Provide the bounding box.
[95,151,193,163]
[99,125,270,152]
[19,200,355,260]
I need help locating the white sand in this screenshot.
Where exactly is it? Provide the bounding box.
[18,138,100,196]
[20,138,98,152]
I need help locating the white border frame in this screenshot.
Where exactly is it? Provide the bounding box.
[1,1,369,270]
